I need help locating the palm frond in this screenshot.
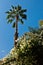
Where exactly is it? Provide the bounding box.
[6,11,10,14]
[18,5,21,10]
[6,5,27,27]
[18,19,24,24]
[6,15,11,19]
[20,14,27,19]
[7,19,13,23]
[7,15,15,20]
[10,9,12,11]
[12,22,16,28]
[19,9,27,13]
[15,6,17,10]
[11,5,14,9]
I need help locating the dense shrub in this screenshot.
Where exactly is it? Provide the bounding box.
[0,27,43,65]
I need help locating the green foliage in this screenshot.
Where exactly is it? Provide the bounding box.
[39,20,43,26]
[12,22,16,28]
[18,19,24,24]
[0,27,43,65]
[6,5,27,28]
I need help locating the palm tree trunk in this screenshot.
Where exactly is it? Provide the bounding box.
[14,15,18,47]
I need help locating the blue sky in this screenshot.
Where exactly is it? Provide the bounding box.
[0,0,43,59]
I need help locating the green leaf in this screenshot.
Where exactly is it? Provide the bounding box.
[13,11,16,14]
[15,6,17,9]
[6,15,11,19]
[11,5,14,9]
[6,11,10,14]
[18,5,21,10]
[19,19,24,24]
[12,22,16,28]
[20,19,24,24]
[20,9,27,13]
[6,14,15,19]
[10,9,12,11]
[7,19,13,23]
[20,14,27,19]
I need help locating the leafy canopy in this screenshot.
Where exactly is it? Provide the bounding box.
[6,5,27,28]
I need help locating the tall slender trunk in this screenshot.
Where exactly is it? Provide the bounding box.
[14,15,18,47]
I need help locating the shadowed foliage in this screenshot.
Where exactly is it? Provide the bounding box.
[0,26,43,65]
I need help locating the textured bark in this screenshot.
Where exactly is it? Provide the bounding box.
[14,15,18,47]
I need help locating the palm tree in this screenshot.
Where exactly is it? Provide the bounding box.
[6,5,27,46]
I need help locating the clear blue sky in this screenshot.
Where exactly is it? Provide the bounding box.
[0,0,43,59]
